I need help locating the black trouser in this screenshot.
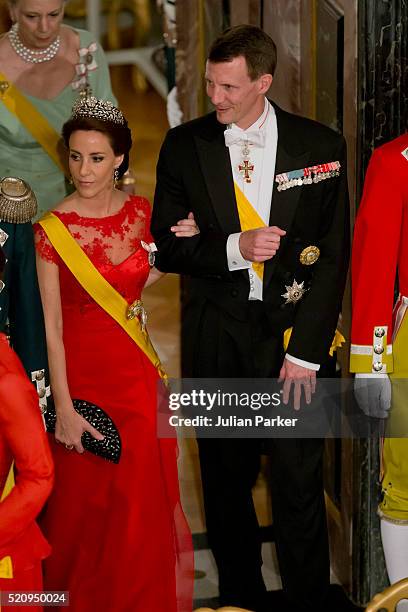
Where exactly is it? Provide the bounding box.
[197,437,329,611]
[190,300,331,611]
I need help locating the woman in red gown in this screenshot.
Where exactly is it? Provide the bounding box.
[0,241,53,607]
[34,98,195,612]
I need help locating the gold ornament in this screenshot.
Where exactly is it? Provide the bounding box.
[126,299,147,333]
[0,81,10,96]
[299,245,320,266]
[0,177,37,223]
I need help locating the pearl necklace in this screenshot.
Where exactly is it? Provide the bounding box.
[8,23,60,64]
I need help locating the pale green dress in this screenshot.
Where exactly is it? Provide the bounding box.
[0,28,116,218]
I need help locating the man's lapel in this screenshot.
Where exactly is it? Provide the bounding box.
[263,104,311,287]
[194,114,241,235]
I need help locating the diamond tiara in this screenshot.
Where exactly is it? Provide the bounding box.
[71,96,126,125]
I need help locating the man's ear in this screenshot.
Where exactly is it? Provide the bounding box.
[258,74,273,95]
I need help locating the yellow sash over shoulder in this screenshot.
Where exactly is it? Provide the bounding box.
[0,463,15,580]
[234,182,265,281]
[38,212,166,380]
[0,72,66,175]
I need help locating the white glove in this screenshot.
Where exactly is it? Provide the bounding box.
[354,373,391,418]
[167,86,183,128]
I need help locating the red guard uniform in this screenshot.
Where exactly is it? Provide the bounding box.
[0,333,53,608]
[350,133,408,375]
[350,133,408,521]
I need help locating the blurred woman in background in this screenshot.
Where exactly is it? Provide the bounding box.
[0,0,115,217]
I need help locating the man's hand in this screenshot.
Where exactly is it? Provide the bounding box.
[239,226,286,262]
[354,373,391,418]
[278,358,317,411]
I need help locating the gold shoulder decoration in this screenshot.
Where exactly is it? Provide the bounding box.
[0,177,37,223]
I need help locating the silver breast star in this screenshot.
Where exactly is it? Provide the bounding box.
[281,280,306,305]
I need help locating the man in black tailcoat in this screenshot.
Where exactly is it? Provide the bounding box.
[151,25,350,612]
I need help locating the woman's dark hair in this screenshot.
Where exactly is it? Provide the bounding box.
[62,116,132,178]
[208,24,277,79]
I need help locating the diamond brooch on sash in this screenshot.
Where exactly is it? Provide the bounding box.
[126,299,147,332]
[0,81,9,97]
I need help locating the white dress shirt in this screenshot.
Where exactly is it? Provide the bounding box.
[226,98,277,300]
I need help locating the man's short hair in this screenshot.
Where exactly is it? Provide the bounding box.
[208,24,277,80]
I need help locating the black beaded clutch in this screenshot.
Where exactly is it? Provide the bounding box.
[45,399,122,464]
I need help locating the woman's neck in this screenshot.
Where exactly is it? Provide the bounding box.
[75,188,125,218]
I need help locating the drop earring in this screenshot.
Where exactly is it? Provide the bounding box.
[114,168,119,184]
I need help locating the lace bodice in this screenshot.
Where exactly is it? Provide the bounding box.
[34,196,154,310]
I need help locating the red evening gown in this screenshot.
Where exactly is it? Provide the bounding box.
[34,196,193,612]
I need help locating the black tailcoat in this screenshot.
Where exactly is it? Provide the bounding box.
[151,103,350,612]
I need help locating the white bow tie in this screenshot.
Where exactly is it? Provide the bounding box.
[224,128,266,148]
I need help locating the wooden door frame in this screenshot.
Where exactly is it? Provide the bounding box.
[298,0,358,591]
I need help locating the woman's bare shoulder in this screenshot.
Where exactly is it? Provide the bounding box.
[60,25,81,52]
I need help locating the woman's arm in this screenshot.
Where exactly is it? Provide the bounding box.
[144,267,165,288]
[36,254,103,453]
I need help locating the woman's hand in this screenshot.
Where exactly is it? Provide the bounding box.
[55,403,104,454]
[170,212,200,237]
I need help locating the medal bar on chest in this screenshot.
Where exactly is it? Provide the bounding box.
[276,161,341,191]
